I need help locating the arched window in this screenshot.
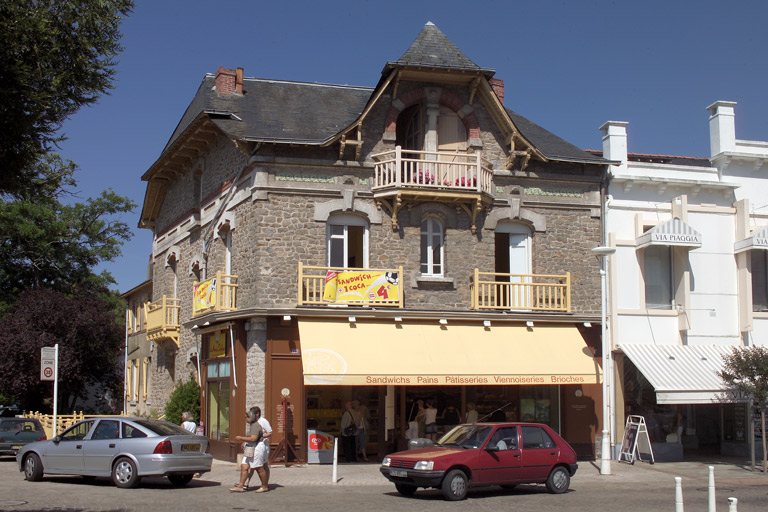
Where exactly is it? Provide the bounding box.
[397,104,423,151]
[327,214,368,269]
[420,218,444,276]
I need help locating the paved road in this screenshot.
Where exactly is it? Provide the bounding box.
[1,455,767,511]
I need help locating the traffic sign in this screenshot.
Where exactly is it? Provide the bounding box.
[41,346,56,381]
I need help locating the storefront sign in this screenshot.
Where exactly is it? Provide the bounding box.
[322,270,399,303]
[194,277,217,310]
[209,331,226,358]
[648,232,701,245]
[305,374,598,386]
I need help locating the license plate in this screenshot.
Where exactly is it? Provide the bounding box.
[390,469,408,478]
[12,445,21,450]
[181,443,200,452]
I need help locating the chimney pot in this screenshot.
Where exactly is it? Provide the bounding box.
[489,78,504,105]
[215,66,238,95]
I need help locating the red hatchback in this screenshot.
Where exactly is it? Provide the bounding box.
[380,423,578,500]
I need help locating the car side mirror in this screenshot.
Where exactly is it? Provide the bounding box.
[53,436,61,443]
[485,444,499,452]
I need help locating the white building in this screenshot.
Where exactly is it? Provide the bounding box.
[600,101,768,460]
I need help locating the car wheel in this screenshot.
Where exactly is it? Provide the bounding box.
[168,474,194,486]
[441,469,468,501]
[395,483,417,496]
[24,453,44,482]
[545,466,570,494]
[112,457,140,489]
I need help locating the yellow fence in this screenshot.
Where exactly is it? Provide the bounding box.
[24,412,127,440]
[470,269,571,312]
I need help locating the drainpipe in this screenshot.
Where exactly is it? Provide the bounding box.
[123,310,129,416]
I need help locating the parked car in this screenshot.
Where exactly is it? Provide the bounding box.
[0,418,46,456]
[16,417,212,488]
[380,422,578,500]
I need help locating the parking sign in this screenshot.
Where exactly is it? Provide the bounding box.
[41,346,56,381]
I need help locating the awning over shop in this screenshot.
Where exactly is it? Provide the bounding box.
[636,217,702,250]
[297,318,600,386]
[620,344,731,404]
[734,225,768,254]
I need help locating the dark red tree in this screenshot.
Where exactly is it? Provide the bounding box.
[0,287,124,413]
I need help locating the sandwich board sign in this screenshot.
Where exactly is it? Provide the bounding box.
[41,346,56,381]
[618,415,655,464]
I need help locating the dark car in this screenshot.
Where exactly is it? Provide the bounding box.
[0,418,46,456]
[381,422,578,500]
[17,417,212,488]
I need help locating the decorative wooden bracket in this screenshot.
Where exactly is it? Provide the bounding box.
[456,198,485,234]
[468,76,482,105]
[376,195,404,231]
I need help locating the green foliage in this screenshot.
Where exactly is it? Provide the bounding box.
[0,154,135,313]
[720,346,768,472]
[164,377,201,426]
[0,0,134,195]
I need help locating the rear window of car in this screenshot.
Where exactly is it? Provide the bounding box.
[133,419,191,436]
[0,419,43,433]
[521,426,556,449]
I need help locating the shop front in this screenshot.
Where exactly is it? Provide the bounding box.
[291,317,603,460]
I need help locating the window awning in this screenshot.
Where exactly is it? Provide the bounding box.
[297,318,600,386]
[619,344,731,404]
[734,225,768,254]
[636,217,702,249]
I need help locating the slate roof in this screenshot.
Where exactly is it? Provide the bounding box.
[385,21,495,76]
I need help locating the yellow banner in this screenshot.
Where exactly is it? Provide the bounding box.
[322,271,399,303]
[194,277,217,310]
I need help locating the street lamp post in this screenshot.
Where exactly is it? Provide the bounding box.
[592,246,616,475]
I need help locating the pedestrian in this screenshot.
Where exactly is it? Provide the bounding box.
[340,401,358,462]
[354,400,369,461]
[242,406,272,492]
[424,400,438,441]
[230,407,263,492]
[465,402,478,423]
[180,411,196,433]
[440,403,461,432]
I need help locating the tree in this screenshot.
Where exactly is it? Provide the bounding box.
[720,346,768,472]
[164,378,201,426]
[0,154,135,314]
[0,0,134,196]
[0,286,125,413]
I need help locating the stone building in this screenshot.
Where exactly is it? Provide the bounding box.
[132,22,610,461]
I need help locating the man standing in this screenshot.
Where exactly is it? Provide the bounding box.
[340,401,358,462]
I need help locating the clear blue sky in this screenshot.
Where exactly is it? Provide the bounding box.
[56,0,768,293]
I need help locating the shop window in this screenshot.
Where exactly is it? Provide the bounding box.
[644,245,673,309]
[622,357,679,443]
[751,250,768,311]
[327,214,368,268]
[420,218,444,276]
[204,330,231,443]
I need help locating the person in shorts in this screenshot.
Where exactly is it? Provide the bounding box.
[243,406,272,492]
[230,407,263,492]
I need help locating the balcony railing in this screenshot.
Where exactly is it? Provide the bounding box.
[371,146,494,195]
[298,263,404,307]
[193,271,238,317]
[471,269,571,312]
[145,295,181,345]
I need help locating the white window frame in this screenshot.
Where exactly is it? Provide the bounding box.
[327,214,369,268]
[420,218,444,276]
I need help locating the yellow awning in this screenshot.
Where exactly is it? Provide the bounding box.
[298,318,600,386]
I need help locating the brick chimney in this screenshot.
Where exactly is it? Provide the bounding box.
[215,66,244,95]
[489,78,504,105]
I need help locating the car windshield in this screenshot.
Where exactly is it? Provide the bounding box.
[133,419,192,436]
[437,424,492,449]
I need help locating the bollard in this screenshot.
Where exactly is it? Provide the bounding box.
[332,437,338,484]
[728,497,737,512]
[708,465,716,512]
[675,476,684,512]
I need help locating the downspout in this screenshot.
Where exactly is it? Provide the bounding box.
[123,310,129,416]
[228,322,237,389]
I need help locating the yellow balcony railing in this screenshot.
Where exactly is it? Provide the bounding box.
[371,146,494,194]
[193,271,238,316]
[298,263,404,307]
[145,295,180,345]
[471,269,571,312]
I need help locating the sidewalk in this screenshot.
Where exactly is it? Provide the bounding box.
[201,456,768,488]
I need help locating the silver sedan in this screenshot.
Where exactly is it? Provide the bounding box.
[16,417,212,488]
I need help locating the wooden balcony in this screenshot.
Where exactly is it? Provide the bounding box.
[298,263,404,307]
[371,146,494,234]
[193,271,238,317]
[470,269,571,312]
[145,295,180,345]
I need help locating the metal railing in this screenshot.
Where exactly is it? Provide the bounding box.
[192,271,238,316]
[24,412,127,440]
[145,295,180,343]
[471,269,571,312]
[298,263,404,307]
[371,146,493,194]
